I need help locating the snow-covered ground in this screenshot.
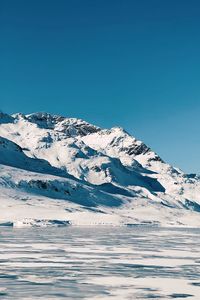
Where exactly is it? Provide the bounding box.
[0,111,200,227]
[1,227,200,299]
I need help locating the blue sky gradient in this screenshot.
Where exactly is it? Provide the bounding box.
[0,0,200,173]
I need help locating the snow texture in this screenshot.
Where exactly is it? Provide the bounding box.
[0,112,200,226]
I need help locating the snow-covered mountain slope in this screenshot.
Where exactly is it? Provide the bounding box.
[0,111,200,227]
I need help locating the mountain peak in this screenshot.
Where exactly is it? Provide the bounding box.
[0,111,200,226]
[11,112,101,136]
[108,126,130,135]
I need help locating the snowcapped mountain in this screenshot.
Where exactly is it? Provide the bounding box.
[0,111,200,227]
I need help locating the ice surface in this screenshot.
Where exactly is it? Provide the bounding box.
[1,227,200,299]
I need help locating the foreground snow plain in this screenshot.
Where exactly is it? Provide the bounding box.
[1,227,200,299]
[0,112,200,227]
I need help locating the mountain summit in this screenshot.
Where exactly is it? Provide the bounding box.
[0,112,199,227]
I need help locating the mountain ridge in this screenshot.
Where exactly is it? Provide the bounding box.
[0,112,199,227]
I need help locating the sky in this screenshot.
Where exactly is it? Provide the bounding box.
[0,0,200,173]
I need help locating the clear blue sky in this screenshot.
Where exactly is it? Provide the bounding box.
[0,0,200,173]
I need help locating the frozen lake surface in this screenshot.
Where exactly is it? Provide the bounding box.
[1,227,200,299]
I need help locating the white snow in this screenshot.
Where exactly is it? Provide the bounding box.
[0,111,200,227]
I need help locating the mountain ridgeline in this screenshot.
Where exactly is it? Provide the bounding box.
[0,112,199,227]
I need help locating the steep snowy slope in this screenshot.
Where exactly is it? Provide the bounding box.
[0,136,67,176]
[0,113,164,192]
[0,111,200,226]
[82,126,200,203]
